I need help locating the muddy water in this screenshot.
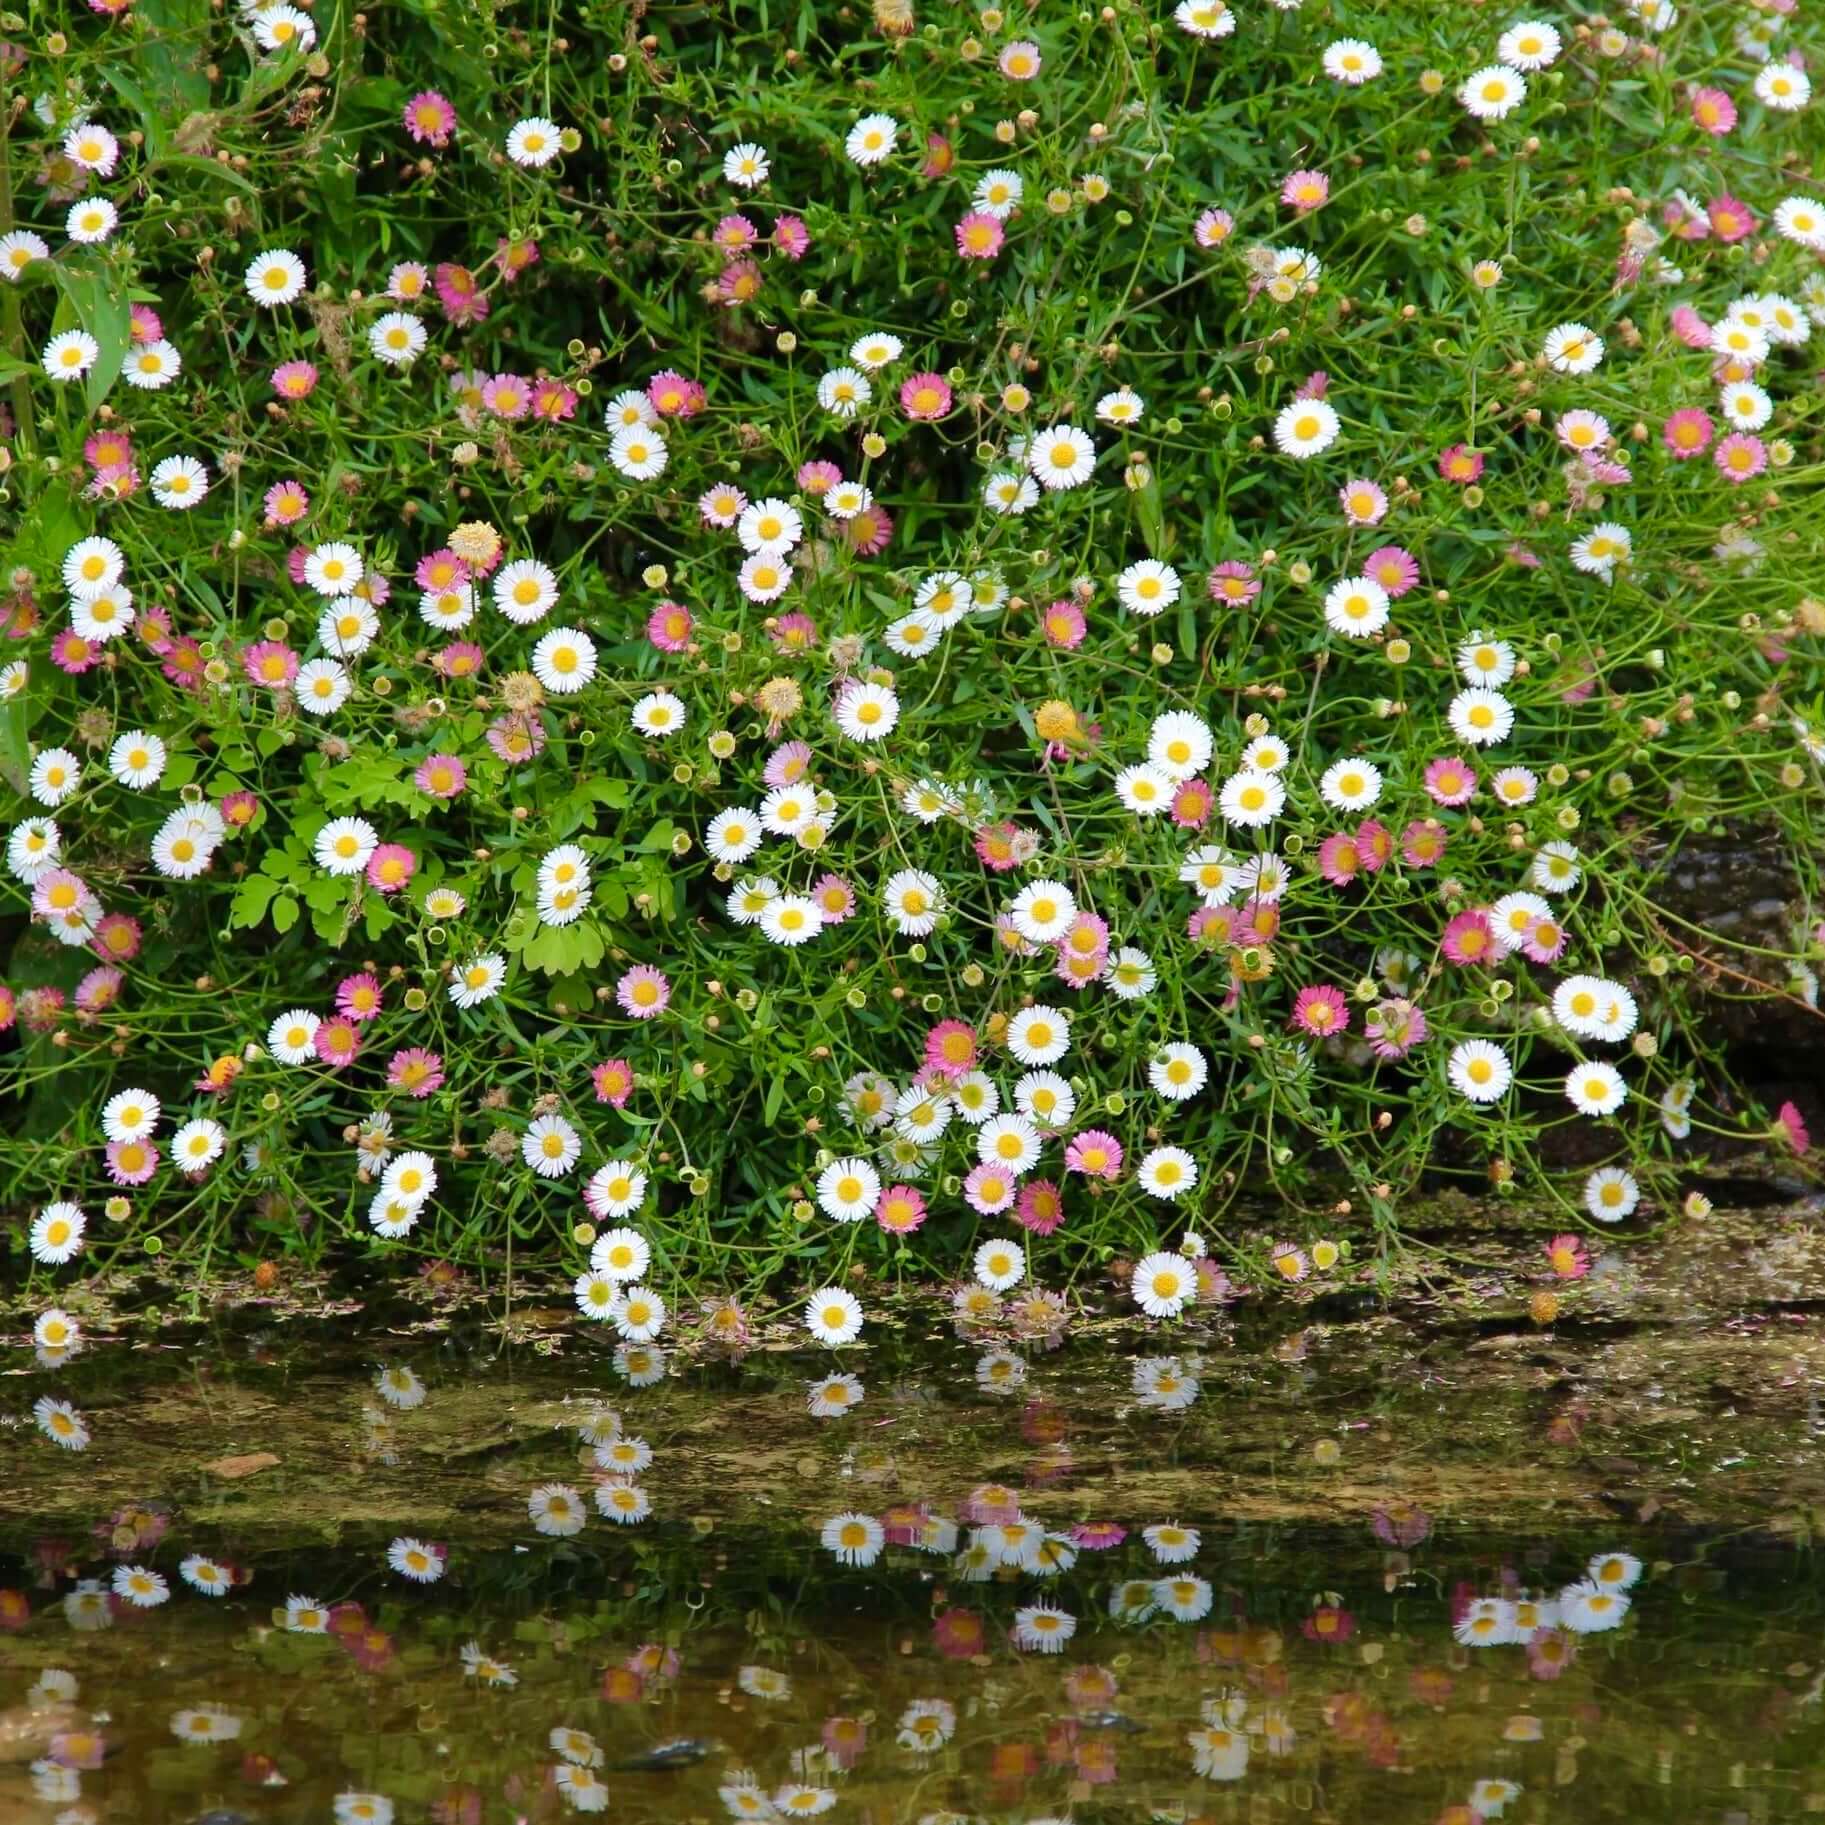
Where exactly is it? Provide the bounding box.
[5,1277,1825,1823]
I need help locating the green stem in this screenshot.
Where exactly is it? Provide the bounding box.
[0,95,40,459]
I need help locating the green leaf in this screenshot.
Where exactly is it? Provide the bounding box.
[229,875,278,929]
[270,894,300,934]
[48,263,133,412]
[519,919,608,978]
[0,693,32,796]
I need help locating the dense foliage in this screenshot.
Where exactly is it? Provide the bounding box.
[3,0,1823,1321]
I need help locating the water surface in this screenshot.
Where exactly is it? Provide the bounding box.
[6,1297,1824,1822]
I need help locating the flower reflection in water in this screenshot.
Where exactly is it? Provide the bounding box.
[4,1322,1824,1823]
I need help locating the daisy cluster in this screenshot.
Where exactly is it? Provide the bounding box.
[2,0,1822,1320]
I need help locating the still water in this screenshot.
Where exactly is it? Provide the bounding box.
[5,1301,1824,1822]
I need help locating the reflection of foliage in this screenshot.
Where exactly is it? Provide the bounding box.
[7,1321,1825,1823]
[6,1512,1825,1820]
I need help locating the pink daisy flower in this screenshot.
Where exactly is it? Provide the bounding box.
[92,913,143,961]
[84,429,133,471]
[1776,1100,1810,1155]
[1014,1180,1065,1236]
[1338,477,1388,525]
[1206,560,1261,606]
[106,1139,159,1185]
[1271,1242,1310,1282]
[272,359,319,399]
[811,875,856,923]
[1690,86,1736,134]
[962,1163,1017,1215]
[51,631,99,674]
[1669,304,1712,350]
[1714,432,1767,483]
[699,484,747,526]
[716,259,763,304]
[1364,998,1427,1060]
[796,460,842,498]
[1519,912,1568,964]
[18,986,65,1032]
[1193,207,1235,249]
[1661,407,1714,459]
[1356,818,1393,873]
[1423,755,1477,807]
[713,213,757,251]
[1363,545,1420,597]
[403,90,456,146]
[1062,913,1111,963]
[875,1184,928,1235]
[1544,1234,1590,1280]
[263,479,310,527]
[486,713,545,764]
[1037,598,1086,648]
[1440,908,1496,966]
[314,1015,361,1069]
[1293,1604,1353,1647]
[242,641,299,689]
[900,372,953,420]
[1291,983,1349,1038]
[647,600,693,653]
[128,304,162,344]
[387,1047,445,1098]
[842,504,894,554]
[615,964,670,1019]
[434,262,489,325]
[414,753,467,799]
[495,235,539,281]
[365,845,417,895]
[973,821,1030,873]
[1055,947,1106,992]
[219,792,259,835]
[764,740,812,788]
[1707,194,1756,242]
[1400,819,1448,867]
[435,641,485,680]
[1438,443,1485,484]
[1280,168,1330,212]
[75,966,123,1013]
[955,211,1005,259]
[162,638,205,690]
[481,373,530,419]
[532,379,578,422]
[1064,1129,1124,1179]
[136,604,173,651]
[998,38,1040,77]
[648,370,706,418]
[924,1019,978,1079]
[1318,831,1363,886]
[770,611,819,654]
[1528,1626,1578,1680]
[416,549,471,591]
[336,972,384,1021]
[592,1059,634,1106]
[1169,777,1212,829]
[1069,1521,1127,1549]
[772,215,811,260]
